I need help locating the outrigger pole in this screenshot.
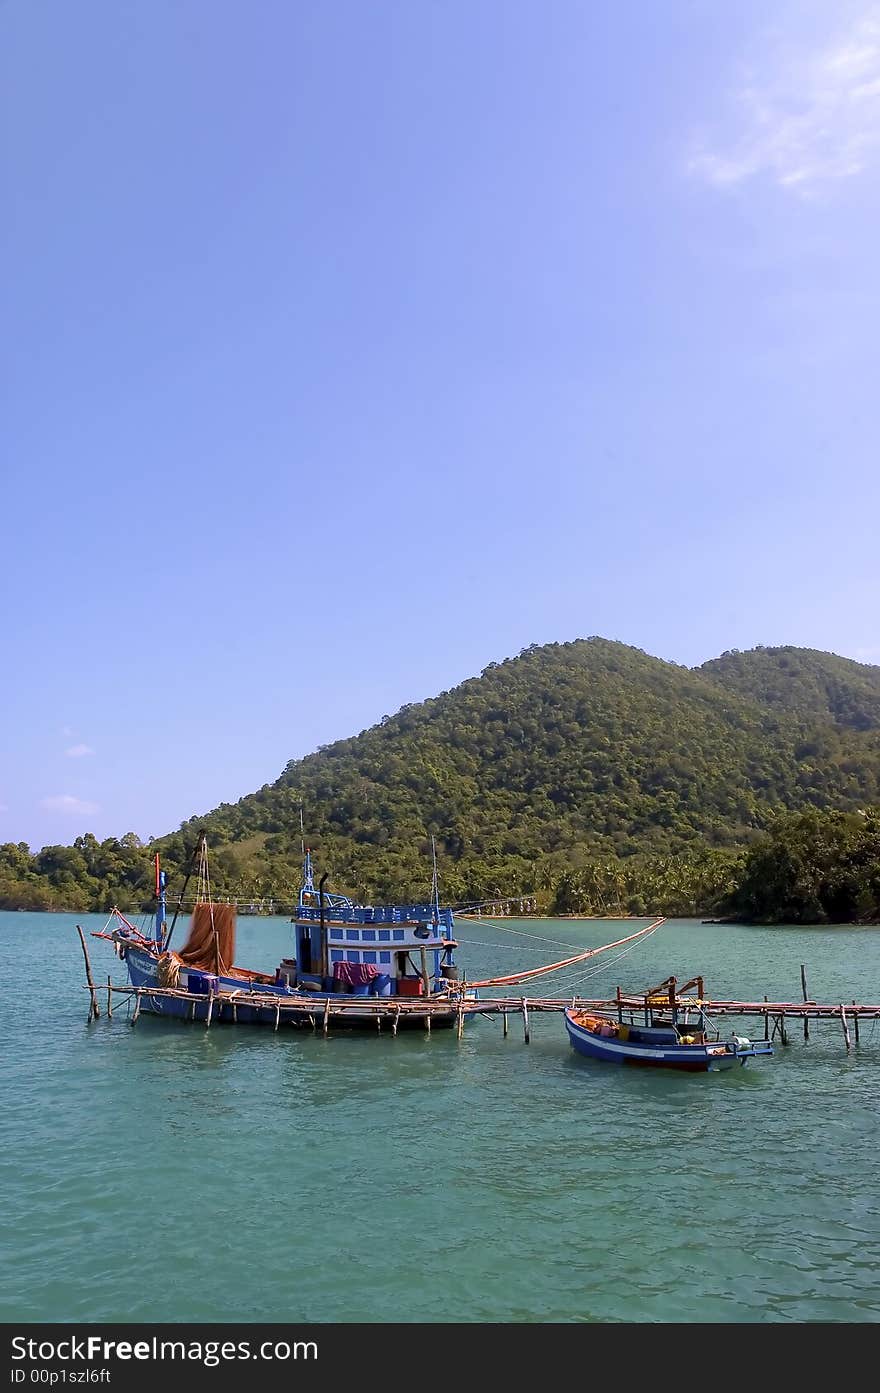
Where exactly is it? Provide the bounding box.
[466,918,666,990]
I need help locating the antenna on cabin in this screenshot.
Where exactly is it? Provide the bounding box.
[431,834,440,926]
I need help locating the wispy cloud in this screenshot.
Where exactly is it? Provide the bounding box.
[690,8,880,192]
[65,743,95,758]
[41,795,99,816]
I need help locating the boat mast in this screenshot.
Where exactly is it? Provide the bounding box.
[154,853,167,948]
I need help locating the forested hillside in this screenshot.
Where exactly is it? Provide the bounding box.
[3,639,880,920]
[701,645,880,731]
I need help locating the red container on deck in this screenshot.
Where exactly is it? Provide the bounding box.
[396,977,424,997]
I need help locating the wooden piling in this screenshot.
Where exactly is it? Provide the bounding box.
[502,1010,508,1038]
[457,1005,464,1040]
[853,1000,860,1045]
[419,945,431,999]
[392,1007,400,1037]
[274,1001,280,1032]
[107,975,113,1019]
[840,1004,851,1052]
[131,995,141,1027]
[206,993,214,1028]
[76,925,100,1021]
[801,965,809,1041]
[522,996,531,1044]
[763,995,769,1041]
[425,1011,431,1036]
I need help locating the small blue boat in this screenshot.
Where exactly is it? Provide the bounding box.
[100,838,471,1030]
[565,977,773,1071]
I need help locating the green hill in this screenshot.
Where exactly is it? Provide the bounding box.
[701,645,880,731]
[4,638,880,918]
[165,638,880,906]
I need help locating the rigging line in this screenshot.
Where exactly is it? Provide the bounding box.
[455,938,569,953]
[547,930,662,993]
[466,918,666,990]
[485,936,656,998]
[555,925,663,987]
[459,916,586,951]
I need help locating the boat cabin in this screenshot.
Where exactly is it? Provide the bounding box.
[283,902,458,997]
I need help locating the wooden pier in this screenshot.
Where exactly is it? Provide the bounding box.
[76,928,877,1053]
[82,980,880,1051]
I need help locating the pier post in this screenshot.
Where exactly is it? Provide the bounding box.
[107,975,113,1019]
[419,946,431,999]
[840,1005,851,1052]
[274,1001,280,1032]
[392,1007,400,1037]
[457,1005,464,1040]
[763,996,769,1041]
[801,965,809,1041]
[853,1001,860,1046]
[323,997,330,1037]
[131,994,141,1027]
[522,997,530,1044]
[502,1010,508,1038]
[76,925,100,1021]
[425,1011,431,1037]
[206,993,214,1029]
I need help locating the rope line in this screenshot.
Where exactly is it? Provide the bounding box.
[466,918,666,989]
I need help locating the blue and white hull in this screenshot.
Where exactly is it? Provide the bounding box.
[121,944,463,1029]
[564,1009,772,1071]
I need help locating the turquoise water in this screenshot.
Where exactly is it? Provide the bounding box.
[2,911,879,1323]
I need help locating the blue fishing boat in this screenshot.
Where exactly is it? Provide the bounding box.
[97,837,471,1030]
[564,976,773,1071]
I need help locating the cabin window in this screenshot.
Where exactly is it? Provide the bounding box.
[346,951,360,963]
[392,930,405,941]
[379,951,391,964]
[330,950,343,963]
[345,930,360,941]
[378,929,391,941]
[363,951,377,964]
[362,930,376,941]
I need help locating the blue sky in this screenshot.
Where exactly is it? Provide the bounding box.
[3,0,879,849]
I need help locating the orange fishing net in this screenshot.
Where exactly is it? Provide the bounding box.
[176,903,236,974]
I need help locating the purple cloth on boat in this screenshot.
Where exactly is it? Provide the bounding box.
[333,961,380,987]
